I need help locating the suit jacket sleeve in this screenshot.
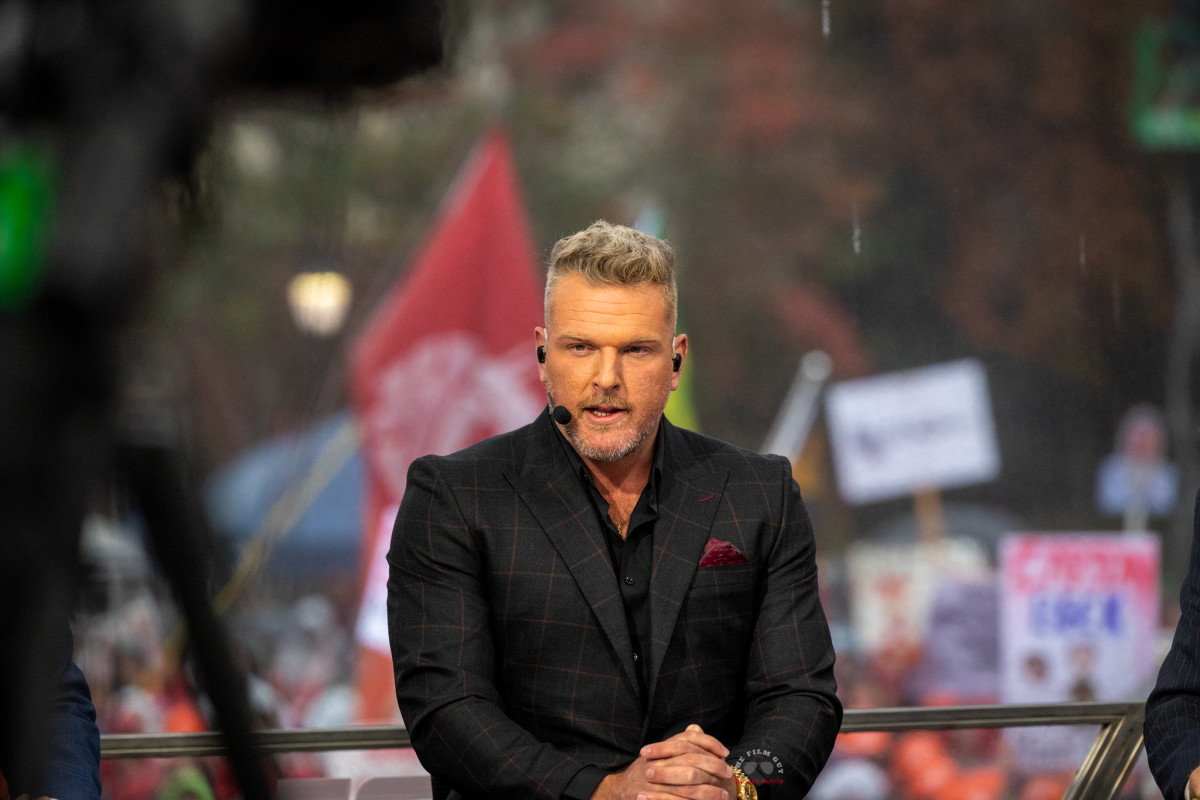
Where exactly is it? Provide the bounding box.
[4,623,101,800]
[728,456,842,799]
[1147,489,1200,800]
[388,456,587,800]
[43,657,102,800]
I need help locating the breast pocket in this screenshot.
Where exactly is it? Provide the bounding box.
[681,561,759,636]
[689,561,758,591]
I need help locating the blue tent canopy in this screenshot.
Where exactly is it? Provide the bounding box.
[204,411,365,575]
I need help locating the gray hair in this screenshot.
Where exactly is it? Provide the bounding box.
[545,220,678,327]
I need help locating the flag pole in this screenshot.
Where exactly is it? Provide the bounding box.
[760,350,833,459]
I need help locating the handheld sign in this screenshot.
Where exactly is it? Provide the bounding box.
[825,359,1000,505]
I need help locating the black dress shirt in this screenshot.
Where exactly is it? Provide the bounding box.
[555,420,664,800]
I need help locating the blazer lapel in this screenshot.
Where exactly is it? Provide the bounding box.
[644,422,729,713]
[505,412,641,695]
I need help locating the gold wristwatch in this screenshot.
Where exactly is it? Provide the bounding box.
[731,766,758,800]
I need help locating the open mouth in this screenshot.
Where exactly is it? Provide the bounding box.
[584,405,628,421]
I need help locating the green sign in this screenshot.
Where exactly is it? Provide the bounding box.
[1132,19,1200,150]
[0,143,55,309]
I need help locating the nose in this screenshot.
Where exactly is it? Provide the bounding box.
[593,348,621,391]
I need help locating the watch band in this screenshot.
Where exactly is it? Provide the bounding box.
[731,765,758,800]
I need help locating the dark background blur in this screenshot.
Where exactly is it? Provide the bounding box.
[18,2,1195,794]
[155,0,1190,570]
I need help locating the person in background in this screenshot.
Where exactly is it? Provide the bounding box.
[1096,404,1178,532]
[389,220,841,800]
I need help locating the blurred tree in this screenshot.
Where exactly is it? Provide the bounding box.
[153,0,1181,538]
[847,0,1174,523]
[487,0,1178,529]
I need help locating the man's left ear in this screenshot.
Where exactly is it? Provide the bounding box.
[670,334,687,387]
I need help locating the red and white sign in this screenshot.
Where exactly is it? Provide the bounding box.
[999,533,1160,773]
[349,127,546,723]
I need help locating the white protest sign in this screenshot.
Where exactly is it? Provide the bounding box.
[825,359,1000,505]
[846,538,990,655]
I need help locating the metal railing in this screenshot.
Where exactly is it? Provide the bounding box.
[100,701,1147,800]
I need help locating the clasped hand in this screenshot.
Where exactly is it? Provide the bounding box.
[593,724,736,800]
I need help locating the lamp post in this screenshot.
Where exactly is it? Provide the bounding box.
[286,270,352,337]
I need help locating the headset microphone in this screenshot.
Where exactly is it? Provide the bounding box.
[551,405,572,425]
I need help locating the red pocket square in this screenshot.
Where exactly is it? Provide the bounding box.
[699,538,749,567]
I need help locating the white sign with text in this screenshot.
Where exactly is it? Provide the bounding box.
[825,359,1000,504]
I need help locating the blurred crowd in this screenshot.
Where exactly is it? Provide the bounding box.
[74,522,1162,800]
[809,596,1156,800]
[812,648,1081,800]
[77,583,1155,800]
[76,585,357,800]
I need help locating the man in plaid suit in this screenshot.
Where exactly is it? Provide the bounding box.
[388,221,841,800]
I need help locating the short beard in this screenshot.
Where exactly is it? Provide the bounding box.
[546,387,661,463]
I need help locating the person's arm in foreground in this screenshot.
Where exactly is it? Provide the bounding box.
[9,624,101,800]
[1147,491,1200,800]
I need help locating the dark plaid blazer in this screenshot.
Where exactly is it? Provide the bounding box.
[388,410,841,800]
[1147,489,1200,800]
[0,622,100,800]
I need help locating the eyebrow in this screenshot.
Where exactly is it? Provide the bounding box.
[555,333,664,347]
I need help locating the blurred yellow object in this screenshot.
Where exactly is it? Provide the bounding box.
[791,432,826,495]
[287,271,352,336]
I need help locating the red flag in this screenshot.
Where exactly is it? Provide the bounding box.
[349,127,546,723]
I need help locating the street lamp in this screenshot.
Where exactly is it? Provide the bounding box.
[287,270,352,336]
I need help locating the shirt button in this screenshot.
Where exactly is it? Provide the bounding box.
[633,652,639,661]
[624,576,634,585]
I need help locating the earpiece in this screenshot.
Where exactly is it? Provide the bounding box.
[537,345,546,363]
